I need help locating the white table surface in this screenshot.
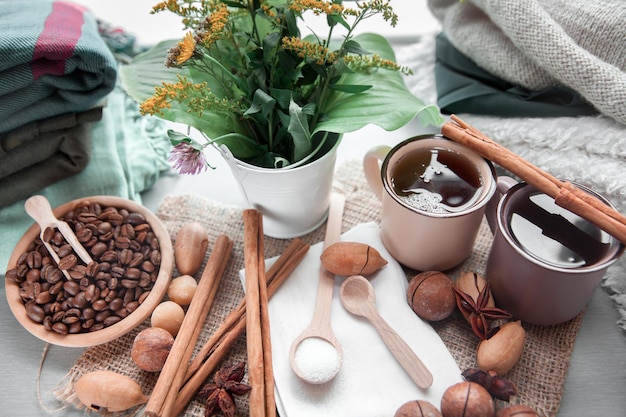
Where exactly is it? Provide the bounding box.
[2,1,625,416]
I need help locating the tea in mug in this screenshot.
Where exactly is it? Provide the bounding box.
[508,192,611,268]
[391,146,483,214]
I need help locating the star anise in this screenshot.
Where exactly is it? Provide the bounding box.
[462,368,518,401]
[199,361,252,417]
[453,280,512,340]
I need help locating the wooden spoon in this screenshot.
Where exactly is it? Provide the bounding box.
[25,195,94,280]
[289,192,345,384]
[339,275,433,389]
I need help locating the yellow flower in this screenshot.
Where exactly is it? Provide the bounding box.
[176,32,195,65]
[282,36,336,65]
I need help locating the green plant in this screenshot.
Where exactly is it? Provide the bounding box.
[120,0,443,173]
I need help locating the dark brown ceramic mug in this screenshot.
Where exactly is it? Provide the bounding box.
[485,177,624,325]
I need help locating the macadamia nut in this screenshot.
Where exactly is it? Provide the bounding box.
[151,300,185,337]
[131,327,174,372]
[407,271,456,321]
[395,399,442,417]
[167,274,197,306]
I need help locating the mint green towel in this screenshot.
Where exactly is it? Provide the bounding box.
[0,0,117,134]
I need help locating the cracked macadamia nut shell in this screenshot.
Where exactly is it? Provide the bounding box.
[407,271,456,321]
[394,399,442,417]
[441,381,495,417]
[131,327,174,372]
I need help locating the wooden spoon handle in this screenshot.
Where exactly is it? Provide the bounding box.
[369,311,433,389]
[25,195,93,265]
[311,192,346,328]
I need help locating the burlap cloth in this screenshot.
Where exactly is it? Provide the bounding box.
[55,160,582,417]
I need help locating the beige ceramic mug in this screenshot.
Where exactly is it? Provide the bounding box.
[485,177,625,325]
[363,134,496,271]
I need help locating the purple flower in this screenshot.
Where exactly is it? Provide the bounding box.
[168,141,208,175]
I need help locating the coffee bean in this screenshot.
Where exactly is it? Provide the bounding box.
[85,285,99,303]
[92,299,108,312]
[5,268,20,283]
[97,221,112,235]
[126,267,142,280]
[103,315,122,326]
[26,251,43,269]
[25,302,45,323]
[41,227,55,243]
[95,310,111,323]
[68,322,83,334]
[26,268,41,283]
[69,265,86,280]
[77,212,97,223]
[109,297,124,311]
[126,212,146,225]
[75,227,93,243]
[91,242,108,257]
[114,237,131,250]
[118,248,133,265]
[35,291,53,305]
[57,244,73,258]
[63,281,80,296]
[51,322,69,335]
[58,254,77,270]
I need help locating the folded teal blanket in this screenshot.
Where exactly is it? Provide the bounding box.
[0,85,171,271]
[0,0,117,134]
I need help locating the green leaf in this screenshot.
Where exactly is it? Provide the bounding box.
[269,88,293,109]
[328,84,372,93]
[342,39,370,55]
[328,12,350,31]
[119,39,183,103]
[245,89,276,118]
[314,33,444,134]
[166,130,195,146]
[212,133,266,159]
[287,99,312,161]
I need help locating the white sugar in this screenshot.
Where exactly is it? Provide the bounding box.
[293,337,340,384]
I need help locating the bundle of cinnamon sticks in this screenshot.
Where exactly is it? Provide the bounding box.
[442,116,626,246]
[243,209,275,417]
[142,220,310,417]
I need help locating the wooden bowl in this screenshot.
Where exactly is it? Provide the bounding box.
[5,196,173,347]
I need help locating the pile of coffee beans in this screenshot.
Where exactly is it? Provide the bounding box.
[6,201,161,335]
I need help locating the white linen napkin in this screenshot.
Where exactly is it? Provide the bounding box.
[259,221,463,416]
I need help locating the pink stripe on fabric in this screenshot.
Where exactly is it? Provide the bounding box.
[31,1,85,80]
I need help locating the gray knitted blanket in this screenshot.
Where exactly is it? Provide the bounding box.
[427,0,626,125]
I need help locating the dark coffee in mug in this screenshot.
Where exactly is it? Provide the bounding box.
[391,146,483,213]
[507,191,613,268]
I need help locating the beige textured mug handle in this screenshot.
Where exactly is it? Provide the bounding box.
[363,145,391,201]
[485,176,518,233]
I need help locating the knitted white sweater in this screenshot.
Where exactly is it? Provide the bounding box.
[427,0,626,125]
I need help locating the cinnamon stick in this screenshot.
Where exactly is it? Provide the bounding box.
[442,117,626,245]
[243,209,272,417]
[144,234,233,417]
[450,115,626,226]
[256,215,276,417]
[169,238,310,416]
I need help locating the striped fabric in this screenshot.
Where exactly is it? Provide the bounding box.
[0,0,117,134]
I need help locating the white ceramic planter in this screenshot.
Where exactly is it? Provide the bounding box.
[220,135,341,239]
